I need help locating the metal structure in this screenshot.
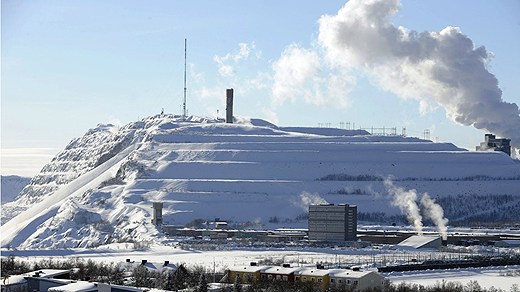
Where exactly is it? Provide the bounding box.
[182,38,187,120]
[308,204,357,242]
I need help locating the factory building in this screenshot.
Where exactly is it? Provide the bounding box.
[308,204,357,242]
[476,134,511,156]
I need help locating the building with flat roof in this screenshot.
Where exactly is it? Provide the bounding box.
[476,134,511,156]
[308,204,357,242]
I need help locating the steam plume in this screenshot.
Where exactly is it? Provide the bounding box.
[294,191,328,212]
[420,194,449,240]
[318,0,520,146]
[384,179,423,235]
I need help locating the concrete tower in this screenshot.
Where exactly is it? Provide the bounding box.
[226,88,233,124]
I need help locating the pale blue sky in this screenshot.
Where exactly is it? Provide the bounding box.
[2,0,520,176]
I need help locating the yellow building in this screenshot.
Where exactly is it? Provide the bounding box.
[294,268,330,291]
[227,265,267,284]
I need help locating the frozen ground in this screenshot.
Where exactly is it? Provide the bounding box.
[386,267,520,290]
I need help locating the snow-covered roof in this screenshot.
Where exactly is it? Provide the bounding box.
[397,235,441,249]
[262,266,301,275]
[121,261,177,273]
[48,281,96,292]
[295,268,329,277]
[23,269,71,279]
[328,269,375,278]
[228,265,268,273]
[1,275,26,286]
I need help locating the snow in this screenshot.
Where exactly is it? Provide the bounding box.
[386,266,520,290]
[23,269,71,278]
[1,114,519,248]
[1,275,26,285]
[2,245,520,290]
[1,175,31,203]
[396,235,441,249]
[47,281,96,292]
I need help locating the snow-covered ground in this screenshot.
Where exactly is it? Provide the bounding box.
[387,266,520,290]
[1,114,519,248]
[1,175,31,203]
[2,245,519,290]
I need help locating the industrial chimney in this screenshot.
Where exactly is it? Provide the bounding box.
[226,88,233,123]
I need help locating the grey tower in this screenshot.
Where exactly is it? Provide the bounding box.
[308,204,357,242]
[226,88,233,124]
[152,202,163,226]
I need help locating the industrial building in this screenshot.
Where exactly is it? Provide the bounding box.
[308,204,357,242]
[396,235,442,249]
[476,134,511,156]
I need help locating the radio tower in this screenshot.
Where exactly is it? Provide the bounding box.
[182,38,187,120]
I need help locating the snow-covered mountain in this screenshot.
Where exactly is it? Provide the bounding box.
[1,175,31,204]
[1,114,519,248]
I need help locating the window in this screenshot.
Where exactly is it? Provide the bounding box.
[331,279,335,283]
[311,277,315,282]
[276,275,281,280]
[282,276,288,281]
[268,275,273,280]
[347,280,351,284]
[339,280,343,283]
[303,277,307,282]
[354,280,358,285]
[318,278,322,283]
[295,276,300,281]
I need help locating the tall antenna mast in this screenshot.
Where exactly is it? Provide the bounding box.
[182,38,187,120]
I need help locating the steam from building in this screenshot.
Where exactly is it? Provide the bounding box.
[294,191,329,212]
[384,179,449,240]
[317,0,520,146]
[384,179,423,236]
[420,194,449,240]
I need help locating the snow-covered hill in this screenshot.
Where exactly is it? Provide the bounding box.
[1,114,519,248]
[1,175,31,203]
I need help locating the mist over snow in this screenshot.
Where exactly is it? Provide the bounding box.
[1,114,519,248]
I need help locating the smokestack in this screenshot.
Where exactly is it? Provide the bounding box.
[226,88,234,123]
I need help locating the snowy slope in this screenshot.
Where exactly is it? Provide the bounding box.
[1,114,519,248]
[1,175,31,203]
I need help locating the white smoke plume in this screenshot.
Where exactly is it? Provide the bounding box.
[384,179,423,235]
[318,0,520,146]
[420,194,449,240]
[294,191,329,212]
[271,44,353,108]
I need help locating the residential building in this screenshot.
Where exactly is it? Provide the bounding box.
[227,264,267,284]
[328,269,385,291]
